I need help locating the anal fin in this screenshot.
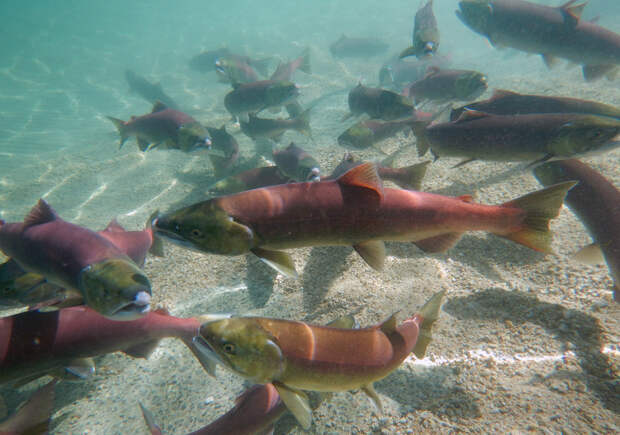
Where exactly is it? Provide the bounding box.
[573,242,605,265]
[353,240,386,271]
[361,383,383,413]
[414,232,463,253]
[123,339,160,358]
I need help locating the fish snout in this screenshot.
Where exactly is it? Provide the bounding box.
[307,167,321,182]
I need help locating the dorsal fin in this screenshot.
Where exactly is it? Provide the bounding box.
[491,89,519,100]
[151,101,167,112]
[103,219,125,233]
[424,66,441,78]
[379,313,398,335]
[337,162,384,200]
[560,0,586,26]
[457,194,474,203]
[455,109,490,123]
[24,199,58,228]
[153,306,170,316]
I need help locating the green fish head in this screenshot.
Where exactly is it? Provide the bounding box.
[297,156,321,182]
[194,317,285,383]
[455,72,488,100]
[456,0,492,37]
[178,122,212,152]
[266,81,299,106]
[78,257,151,321]
[338,124,373,149]
[153,201,255,255]
[551,117,620,157]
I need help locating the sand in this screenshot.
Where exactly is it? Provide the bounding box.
[1,23,619,435]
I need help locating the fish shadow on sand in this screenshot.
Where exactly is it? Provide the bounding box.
[376,365,481,419]
[443,288,618,414]
[430,164,528,198]
[301,246,353,311]
[245,254,277,308]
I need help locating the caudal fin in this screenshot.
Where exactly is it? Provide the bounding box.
[106,116,129,149]
[298,47,311,74]
[498,181,576,253]
[0,380,56,435]
[294,108,312,138]
[412,290,445,359]
[138,402,163,435]
[410,121,431,157]
[388,160,430,190]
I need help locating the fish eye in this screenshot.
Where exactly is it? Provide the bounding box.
[191,229,203,237]
[222,342,236,354]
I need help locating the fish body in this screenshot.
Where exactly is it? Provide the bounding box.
[107,102,211,152]
[207,125,240,177]
[533,159,620,302]
[125,70,179,110]
[270,48,311,82]
[0,200,152,319]
[154,163,574,276]
[0,306,200,385]
[224,80,299,123]
[215,57,260,84]
[456,0,620,81]
[240,110,311,142]
[406,67,488,104]
[0,380,55,435]
[400,0,440,59]
[193,292,444,428]
[329,35,389,58]
[329,153,429,191]
[210,167,291,196]
[273,142,320,182]
[416,111,620,165]
[379,55,451,90]
[450,89,620,121]
[346,83,414,121]
[338,116,419,149]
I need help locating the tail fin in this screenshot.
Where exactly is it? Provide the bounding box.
[106,116,129,149]
[147,210,165,257]
[295,108,312,138]
[410,121,431,156]
[139,402,163,435]
[412,290,445,359]
[0,380,56,435]
[498,181,576,253]
[299,47,311,74]
[388,160,430,190]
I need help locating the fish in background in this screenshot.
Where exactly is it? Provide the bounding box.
[329,152,430,191]
[153,163,574,278]
[379,54,451,90]
[190,48,271,77]
[224,80,299,123]
[270,47,312,81]
[0,200,152,320]
[533,159,620,302]
[191,291,445,429]
[404,67,488,105]
[456,0,620,81]
[344,83,415,121]
[124,70,179,110]
[0,306,204,386]
[0,380,56,435]
[273,142,320,182]
[450,89,620,121]
[413,110,620,167]
[107,102,211,152]
[215,56,261,85]
[206,125,240,178]
[329,34,389,58]
[338,114,431,150]
[400,0,440,59]
[240,109,312,142]
[139,315,357,435]
[209,166,291,196]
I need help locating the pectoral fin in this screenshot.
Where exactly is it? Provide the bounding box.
[573,242,605,265]
[542,54,559,69]
[353,240,386,271]
[137,137,151,152]
[251,248,298,278]
[273,382,312,430]
[61,357,96,380]
[452,157,477,168]
[361,383,383,413]
[123,339,160,358]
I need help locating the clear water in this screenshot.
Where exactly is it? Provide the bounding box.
[0,0,618,434]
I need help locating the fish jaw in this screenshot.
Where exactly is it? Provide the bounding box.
[78,258,152,321]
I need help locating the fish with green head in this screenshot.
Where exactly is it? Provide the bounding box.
[192,291,445,429]
[273,142,320,182]
[344,83,415,121]
[125,70,179,110]
[107,102,211,152]
[338,115,427,150]
[400,0,440,59]
[215,57,260,84]
[414,110,620,167]
[405,67,488,105]
[329,35,388,58]
[224,80,299,123]
[240,109,311,142]
[209,166,291,196]
[0,200,152,320]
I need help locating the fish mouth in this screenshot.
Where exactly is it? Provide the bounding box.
[151,220,199,250]
[110,291,151,320]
